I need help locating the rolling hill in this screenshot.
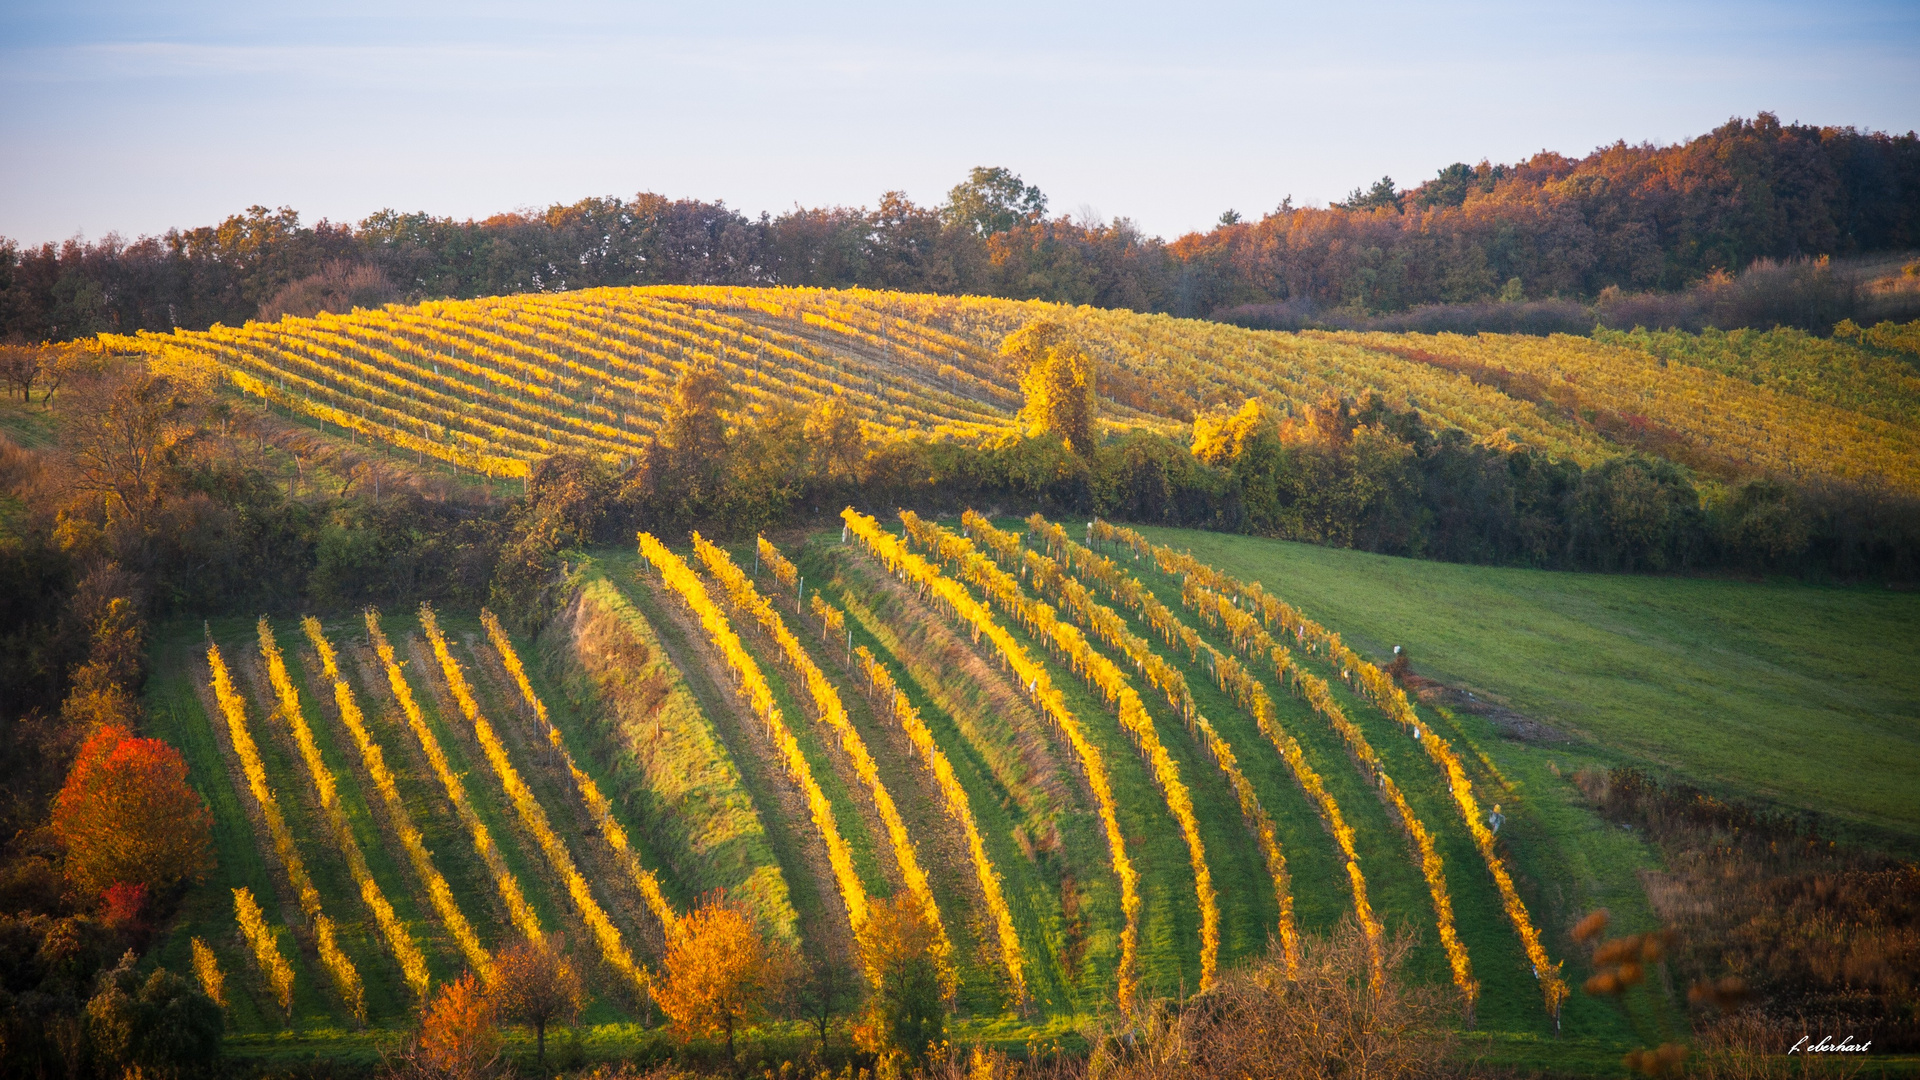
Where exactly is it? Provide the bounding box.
[102,286,1920,498]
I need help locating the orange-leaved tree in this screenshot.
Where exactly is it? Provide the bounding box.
[51,723,212,897]
[654,893,788,1063]
[405,971,502,1080]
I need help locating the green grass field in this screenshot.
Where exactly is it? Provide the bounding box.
[1140,527,1920,850]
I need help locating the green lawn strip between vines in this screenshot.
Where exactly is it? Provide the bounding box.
[595,550,842,963]
[810,541,1093,1017]
[1137,528,1920,849]
[545,560,795,934]
[713,538,1006,1013]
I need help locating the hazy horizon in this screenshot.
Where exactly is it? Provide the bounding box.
[4,0,1917,247]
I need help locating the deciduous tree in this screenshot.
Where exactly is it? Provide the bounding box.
[653,894,785,1063]
[853,893,947,1060]
[1004,320,1096,455]
[51,724,212,897]
[489,934,584,1067]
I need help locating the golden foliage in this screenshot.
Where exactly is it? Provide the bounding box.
[301,616,493,981]
[190,936,226,1010]
[1004,319,1096,453]
[841,508,1142,1006]
[231,886,295,1019]
[654,895,786,1058]
[418,605,648,994]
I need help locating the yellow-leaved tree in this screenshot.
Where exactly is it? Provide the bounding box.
[655,894,792,1064]
[1004,319,1096,454]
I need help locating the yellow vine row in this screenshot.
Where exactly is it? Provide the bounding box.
[418,605,649,994]
[696,535,953,984]
[980,512,1299,978]
[190,936,226,1010]
[300,617,493,981]
[840,507,1141,1005]
[847,637,1028,1001]
[480,608,682,941]
[258,619,432,1000]
[1178,586,1478,1016]
[232,886,295,1018]
[206,643,365,1022]
[1093,519,1566,1019]
[905,512,1218,990]
[637,533,874,951]
[759,535,801,593]
[364,610,547,948]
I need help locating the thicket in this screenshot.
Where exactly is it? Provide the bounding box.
[1582,767,1920,1053]
[5,115,1916,341]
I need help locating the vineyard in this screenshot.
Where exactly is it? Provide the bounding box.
[146,514,1668,1054]
[100,285,1920,497]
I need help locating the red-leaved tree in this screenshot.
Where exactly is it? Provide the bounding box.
[51,724,212,897]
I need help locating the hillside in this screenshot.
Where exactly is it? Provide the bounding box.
[144,517,1711,1063]
[102,285,1920,499]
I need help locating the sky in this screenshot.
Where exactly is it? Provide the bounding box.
[3,1,1918,247]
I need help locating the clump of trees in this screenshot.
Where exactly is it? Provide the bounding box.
[6,115,1916,341]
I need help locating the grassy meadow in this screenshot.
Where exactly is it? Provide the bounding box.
[1139,527,1920,849]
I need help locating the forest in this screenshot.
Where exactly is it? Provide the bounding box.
[5,114,1919,344]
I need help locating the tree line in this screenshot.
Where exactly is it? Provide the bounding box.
[5,114,1918,344]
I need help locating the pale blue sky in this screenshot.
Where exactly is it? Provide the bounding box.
[3,1,1917,246]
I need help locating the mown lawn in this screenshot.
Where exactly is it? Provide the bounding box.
[1139,527,1920,848]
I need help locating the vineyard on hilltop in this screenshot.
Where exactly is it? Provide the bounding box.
[101,286,1920,499]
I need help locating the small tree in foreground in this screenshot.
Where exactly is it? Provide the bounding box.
[490,933,584,1068]
[853,893,948,1061]
[654,893,787,1064]
[389,971,502,1080]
